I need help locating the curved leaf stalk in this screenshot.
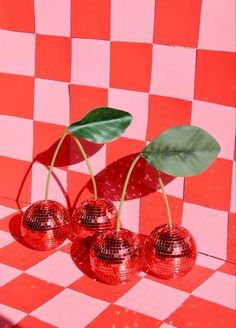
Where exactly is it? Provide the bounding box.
[155,171,173,228]
[72,136,97,199]
[117,154,141,232]
[44,130,68,202]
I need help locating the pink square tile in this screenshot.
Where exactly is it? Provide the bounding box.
[195,253,224,270]
[182,203,228,260]
[0,264,22,287]
[111,0,155,42]
[116,278,189,321]
[193,272,236,310]
[26,252,83,287]
[0,304,26,327]
[160,324,177,328]
[0,116,33,161]
[0,206,16,219]
[31,163,67,206]
[191,100,235,160]
[108,88,149,140]
[150,45,196,101]
[164,177,184,199]
[114,198,140,233]
[230,162,235,213]
[34,79,70,126]
[35,0,70,36]
[71,39,110,88]
[31,289,109,328]
[198,0,235,52]
[69,144,106,176]
[0,30,35,76]
[0,231,14,248]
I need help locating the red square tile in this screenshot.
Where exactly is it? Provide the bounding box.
[166,295,236,328]
[106,137,146,166]
[35,35,71,82]
[184,158,233,211]
[67,170,93,208]
[0,211,22,239]
[0,241,55,270]
[195,50,236,107]
[218,262,236,276]
[33,121,68,168]
[105,137,146,200]
[146,95,192,141]
[58,241,72,254]
[140,192,183,235]
[146,264,214,293]
[110,42,152,92]
[0,73,34,119]
[16,315,56,328]
[69,85,108,124]
[69,275,141,303]
[154,0,202,47]
[0,156,32,209]
[0,0,35,33]
[87,304,161,328]
[71,0,110,39]
[0,273,62,312]
[227,213,236,264]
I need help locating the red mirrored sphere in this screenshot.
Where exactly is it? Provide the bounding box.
[144,224,197,279]
[90,229,142,284]
[21,200,70,251]
[72,198,117,238]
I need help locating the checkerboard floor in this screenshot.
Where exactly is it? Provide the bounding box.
[0,0,235,327]
[0,206,235,328]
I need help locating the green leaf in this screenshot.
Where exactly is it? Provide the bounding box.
[140,125,221,176]
[67,107,132,143]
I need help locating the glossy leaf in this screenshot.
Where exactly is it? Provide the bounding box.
[141,125,221,176]
[67,107,132,143]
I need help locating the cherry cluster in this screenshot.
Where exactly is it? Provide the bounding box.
[20,108,220,285]
[21,196,197,284]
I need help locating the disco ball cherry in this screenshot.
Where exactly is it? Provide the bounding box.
[72,198,117,238]
[21,200,70,251]
[90,228,142,284]
[144,224,197,279]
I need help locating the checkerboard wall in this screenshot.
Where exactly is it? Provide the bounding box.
[0,1,235,327]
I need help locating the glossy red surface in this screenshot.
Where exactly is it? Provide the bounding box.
[144,224,197,279]
[90,229,142,284]
[72,198,117,237]
[21,200,70,251]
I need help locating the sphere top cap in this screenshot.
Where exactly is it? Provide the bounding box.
[74,197,117,226]
[152,224,195,241]
[92,228,141,255]
[147,224,197,257]
[22,200,70,231]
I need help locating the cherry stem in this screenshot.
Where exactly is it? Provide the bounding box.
[156,170,173,228]
[45,130,67,202]
[117,154,141,232]
[72,136,97,200]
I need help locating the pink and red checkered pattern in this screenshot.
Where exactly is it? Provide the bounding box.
[0,0,235,327]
